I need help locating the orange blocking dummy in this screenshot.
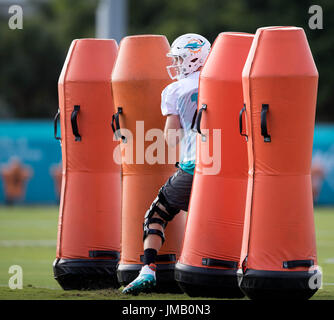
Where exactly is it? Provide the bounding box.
[174,32,254,298]
[237,27,320,299]
[111,35,186,292]
[53,39,121,290]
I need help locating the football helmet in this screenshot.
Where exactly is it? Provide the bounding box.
[166,33,211,80]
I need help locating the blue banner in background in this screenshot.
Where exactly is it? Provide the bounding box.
[0,121,61,204]
[312,125,334,205]
[0,121,333,205]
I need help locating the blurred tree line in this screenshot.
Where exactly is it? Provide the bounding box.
[0,0,333,121]
[0,0,98,118]
[129,0,334,122]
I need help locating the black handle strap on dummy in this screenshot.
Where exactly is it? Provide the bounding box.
[89,250,120,259]
[71,105,81,142]
[111,107,127,143]
[239,104,248,141]
[191,109,198,131]
[283,260,314,269]
[140,254,176,263]
[202,258,238,269]
[196,104,207,135]
[54,109,61,141]
[261,104,271,142]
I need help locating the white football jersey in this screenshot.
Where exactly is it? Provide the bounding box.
[161,71,199,163]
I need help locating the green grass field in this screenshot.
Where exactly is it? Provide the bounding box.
[0,206,333,300]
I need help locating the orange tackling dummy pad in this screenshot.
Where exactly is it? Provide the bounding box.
[111,35,185,292]
[238,27,320,299]
[175,32,253,298]
[53,39,121,290]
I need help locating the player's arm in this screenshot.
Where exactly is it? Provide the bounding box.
[164,114,182,147]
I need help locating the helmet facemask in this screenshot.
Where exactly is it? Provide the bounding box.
[166,54,185,80]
